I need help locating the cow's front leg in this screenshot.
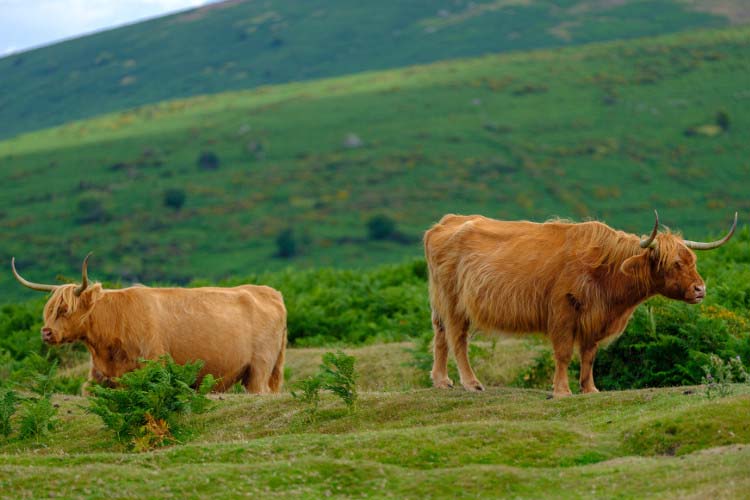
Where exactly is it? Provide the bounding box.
[447,319,484,392]
[430,312,453,389]
[579,342,600,394]
[81,365,111,396]
[550,333,574,398]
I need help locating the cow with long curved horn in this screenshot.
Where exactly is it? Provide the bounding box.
[10,253,288,395]
[11,257,58,292]
[425,211,739,397]
[684,212,738,250]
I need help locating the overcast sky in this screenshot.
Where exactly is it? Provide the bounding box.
[0,0,219,56]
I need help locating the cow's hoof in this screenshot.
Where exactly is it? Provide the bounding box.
[580,386,600,394]
[432,377,454,389]
[462,380,485,392]
[552,390,573,398]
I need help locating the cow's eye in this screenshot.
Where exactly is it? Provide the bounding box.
[673,262,682,270]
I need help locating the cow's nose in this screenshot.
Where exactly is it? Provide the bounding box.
[694,285,706,296]
[40,327,53,341]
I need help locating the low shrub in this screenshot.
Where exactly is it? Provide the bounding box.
[75,194,110,224]
[0,389,19,438]
[87,356,215,450]
[702,354,750,399]
[292,351,359,418]
[319,351,358,412]
[275,228,298,258]
[291,375,323,422]
[367,214,397,240]
[197,151,220,170]
[18,397,56,442]
[596,298,750,390]
[163,188,186,211]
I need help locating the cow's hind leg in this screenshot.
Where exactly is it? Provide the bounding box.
[245,350,281,395]
[447,319,484,392]
[267,347,285,394]
[579,341,600,394]
[430,312,453,389]
[241,364,270,395]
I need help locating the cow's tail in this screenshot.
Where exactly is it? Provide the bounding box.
[268,326,287,393]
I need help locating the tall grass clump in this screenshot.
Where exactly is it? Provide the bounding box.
[0,389,19,438]
[293,351,359,420]
[15,353,60,442]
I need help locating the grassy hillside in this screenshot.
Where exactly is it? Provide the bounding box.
[0,0,740,139]
[1,25,750,300]
[1,343,750,498]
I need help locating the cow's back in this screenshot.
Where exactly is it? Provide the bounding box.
[425,215,574,333]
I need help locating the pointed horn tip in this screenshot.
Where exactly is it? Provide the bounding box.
[683,212,738,250]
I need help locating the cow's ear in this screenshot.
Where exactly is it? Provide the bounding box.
[79,286,102,308]
[621,252,649,276]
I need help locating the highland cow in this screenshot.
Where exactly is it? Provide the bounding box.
[424,212,737,397]
[12,254,287,394]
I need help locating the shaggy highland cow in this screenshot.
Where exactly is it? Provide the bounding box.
[424,211,737,397]
[12,254,287,394]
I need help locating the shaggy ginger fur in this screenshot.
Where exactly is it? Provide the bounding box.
[42,282,287,394]
[425,214,707,397]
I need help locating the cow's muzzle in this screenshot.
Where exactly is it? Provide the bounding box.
[40,327,56,344]
[688,284,706,304]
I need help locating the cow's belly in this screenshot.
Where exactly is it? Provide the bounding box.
[159,309,280,380]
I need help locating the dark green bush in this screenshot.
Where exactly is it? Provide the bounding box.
[75,194,110,224]
[88,356,215,450]
[716,110,730,131]
[197,151,220,170]
[275,228,298,258]
[0,300,44,361]
[251,260,430,346]
[163,188,186,211]
[367,214,397,240]
[596,298,750,390]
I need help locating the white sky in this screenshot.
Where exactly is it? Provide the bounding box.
[0,0,219,56]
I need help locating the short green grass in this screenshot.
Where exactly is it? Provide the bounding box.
[1,343,749,498]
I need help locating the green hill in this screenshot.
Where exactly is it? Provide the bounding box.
[1,343,749,497]
[1,25,749,300]
[0,0,740,139]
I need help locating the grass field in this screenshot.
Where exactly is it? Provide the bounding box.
[1,342,749,498]
[2,25,750,301]
[0,0,739,139]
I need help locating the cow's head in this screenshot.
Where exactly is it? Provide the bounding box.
[621,212,737,304]
[12,253,102,344]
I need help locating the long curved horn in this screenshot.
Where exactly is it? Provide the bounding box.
[74,252,93,296]
[684,212,738,251]
[11,258,57,292]
[639,210,660,248]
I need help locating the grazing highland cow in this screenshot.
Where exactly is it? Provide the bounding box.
[12,254,287,394]
[424,212,737,397]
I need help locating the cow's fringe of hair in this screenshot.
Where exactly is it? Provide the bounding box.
[43,283,103,325]
[569,221,683,287]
